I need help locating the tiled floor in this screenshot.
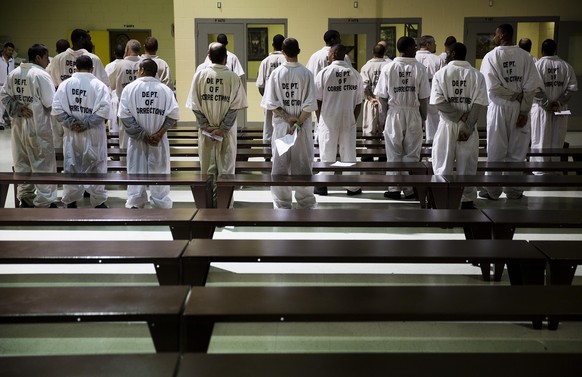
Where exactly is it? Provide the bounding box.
[0,126,581,355]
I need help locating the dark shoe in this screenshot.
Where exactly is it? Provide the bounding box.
[131,206,139,209]
[0,125,4,130]
[95,203,108,208]
[377,156,387,162]
[478,191,497,201]
[404,193,417,200]
[360,156,373,162]
[384,191,401,200]
[506,193,525,200]
[67,201,78,208]
[347,188,362,196]
[314,186,328,196]
[48,203,58,208]
[461,201,477,210]
[18,200,34,208]
[83,191,91,198]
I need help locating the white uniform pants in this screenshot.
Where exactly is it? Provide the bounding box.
[270,122,317,209]
[318,119,360,192]
[431,120,479,204]
[362,99,384,135]
[530,103,568,167]
[11,120,58,207]
[424,104,440,143]
[383,107,423,196]
[198,126,237,206]
[483,99,530,199]
[262,109,274,143]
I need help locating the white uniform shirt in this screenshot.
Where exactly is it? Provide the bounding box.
[306,46,352,78]
[256,51,285,90]
[109,56,141,99]
[47,48,108,87]
[315,60,363,126]
[0,63,55,134]
[535,55,578,104]
[261,61,318,118]
[416,50,444,84]
[0,55,15,85]
[202,52,245,77]
[360,57,388,94]
[430,60,488,112]
[141,54,174,90]
[186,64,248,128]
[480,45,543,111]
[374,57,431,107]
[118,76,179,131]
[105,59,122,76]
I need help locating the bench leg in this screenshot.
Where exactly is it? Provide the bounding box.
[192,225,216,239]
[492,226,515,240]
[170,224,192,240]
[0,183,9,208]
[216,186,234,209]
[507,262,546,285]
[155,262,181,285]
[191,183,214,209]
[148,316,181,352]
[181,320,214,353]
[547,262,577,285]
[429,187,451,209]
[479,263,491,281]
[181,261,211,286]
[493,263,505,281]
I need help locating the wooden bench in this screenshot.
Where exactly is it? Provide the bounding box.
[180,239,546,285]
[178,353,582,377]
[0,354,180,377]
[190,208,492,239]
[425,161,582,174]
[0,172,213,209]
[0,286,190,352]
[215,173,447,209]
[181,285,582,351]
[530,241,582,285]
[0,208,197,240]
[0,240,189,285]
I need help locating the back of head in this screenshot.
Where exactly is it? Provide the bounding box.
[70,29,89,45]
[518,38,532,53]
[541,39,557,56]
[75,55,93,71]
[448,42,467,61]
[497,23,514,43]
[144,36,158,53]
[418,35,434,48]
[444,36,457,48]
[208,42,227,64]
[28,44,48,62]
[56,39,70,54]
[373,43,385,58]
[272,34,285,51]
[140,58,158,77]
[324,30,340,46]
[216,34,228,46]
[113,44,125,59]
[397,36,416,55]
[282,38,300,58]
[126,39,141,55]
[330,44,346,61]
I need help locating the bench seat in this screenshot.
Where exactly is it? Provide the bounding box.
[181,285,582,351]
[0,240,189,285]
[180,239,545,285]
[529,241,582,285]
[0,286,190,352]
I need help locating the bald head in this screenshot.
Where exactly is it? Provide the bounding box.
[208,42,227,64]
[125,39,141,56]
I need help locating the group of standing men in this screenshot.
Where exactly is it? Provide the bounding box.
[0,29,179,209]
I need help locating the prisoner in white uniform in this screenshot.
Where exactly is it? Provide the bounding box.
[479,24,544,200]
[256,34,286,143]
[118,58,180,209]
[315,44,363,195]
[201,34,245,78]
[261,37,318,209]
[416,35,444,144]
[47,29,109,149]
[360,43,389,136]
[141,36,174,91]
[0,42,16,129]
[0,44,57,208]
[531,38,578,169]
[109,39,142,149]
[186,43,247,205]
[52,55,110,208]
[430,43,488,209]
[375,36,430,199]
[104,44,124,134]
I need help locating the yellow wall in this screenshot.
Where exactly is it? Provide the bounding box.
[174,0,582,122]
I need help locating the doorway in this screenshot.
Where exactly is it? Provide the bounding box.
[108,29,151,63]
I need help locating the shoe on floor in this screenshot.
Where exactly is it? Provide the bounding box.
[67,201,78,208]
[383,191,401,200]
[95,203,109,208]
[461,201,477,209]
[478,191,497,200]
[48,203,58,208]
[314,186,328,196]
[18,200,34,208]
[347,188,362,196]
[130,206,139,209]
[83,191,91,198]
[360,156,373,162]
[404,193,417,200]
[377,156,387,162]
[506,193,525,200]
